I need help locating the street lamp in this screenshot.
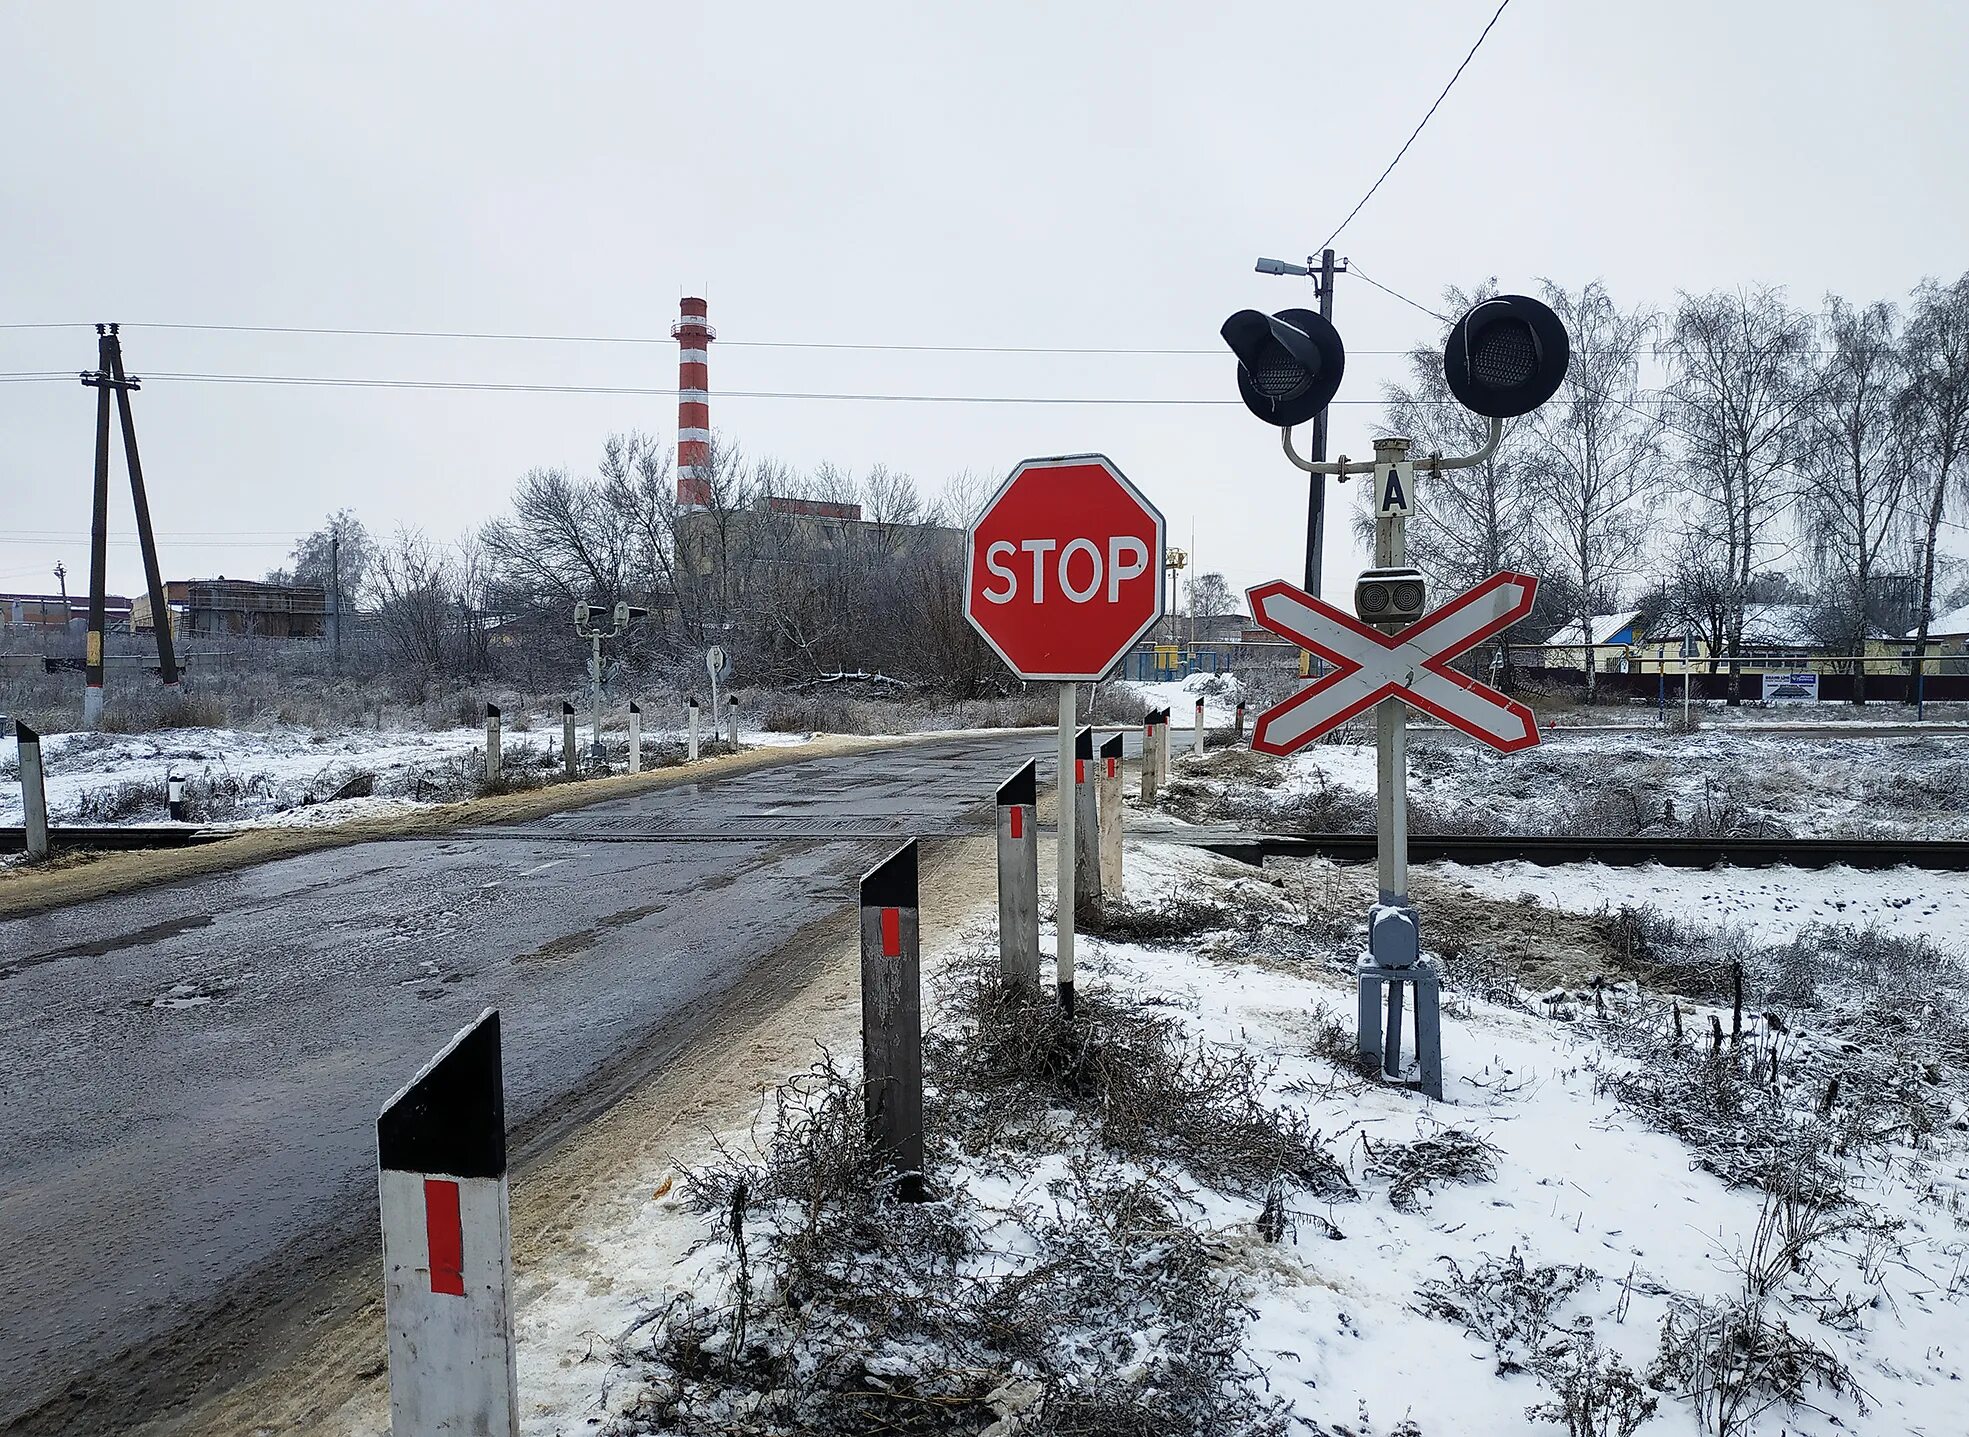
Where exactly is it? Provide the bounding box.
[1254,256,1313,277]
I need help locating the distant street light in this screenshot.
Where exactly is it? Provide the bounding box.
[1254,256,1313,277]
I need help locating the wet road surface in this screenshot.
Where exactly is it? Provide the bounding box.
[0,732,1062,1430]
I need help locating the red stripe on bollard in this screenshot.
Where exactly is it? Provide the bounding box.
[881,907,902,957]
[1075,758,1085,783]
[1010,806,1024,839]
[1106,757,1117,778]
[424,1178,465,1296]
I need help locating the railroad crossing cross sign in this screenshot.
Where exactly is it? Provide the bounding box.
[964,453,1165,681]
[1246,571,1541,754]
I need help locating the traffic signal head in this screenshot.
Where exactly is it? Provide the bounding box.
[1443,294,1570,418]
[1354,567,1429,626]
[1221,307,1346,428]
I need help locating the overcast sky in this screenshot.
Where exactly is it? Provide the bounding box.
[4,1,1966,602]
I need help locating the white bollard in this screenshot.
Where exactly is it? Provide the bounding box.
[687,697,700,762]
[1140,711,1159,803]
[1073,725,1100,918]
[627,702,642,774]
[726,694,739,747]
[1157,707,1173,779]
[561,703,578,778]
[1097,733,1124,894]
[377,1010,518,1437]
[1194,698,1206,758]
[995,761,1039,993]
[18,721,50,861]
[484,704,501,785]
[166,773,187,822]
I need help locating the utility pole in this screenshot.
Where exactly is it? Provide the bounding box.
[80,324,180,725]
[1305,249,1344,598]
[330,532,342,672]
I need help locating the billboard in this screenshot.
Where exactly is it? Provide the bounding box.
[1761,672,1820,705]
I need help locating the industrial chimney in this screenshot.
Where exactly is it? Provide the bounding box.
[672,297,714,510]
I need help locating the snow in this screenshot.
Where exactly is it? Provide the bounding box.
[0,717,816,830]
[435,821,1969,1437]
[1437,859,1968,947]
[1275,725,1969,839]
[1543,610,1643,649]
[1910,603,1969,639]
[1128,671,1241,726]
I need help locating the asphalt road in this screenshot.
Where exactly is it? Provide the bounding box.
[0,731,1061,1432]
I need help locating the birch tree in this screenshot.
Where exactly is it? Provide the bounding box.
[1797,297,1909,703]
[1661,288,1817,701]
[1521,281,1667,702]
[1900,273,1969,698]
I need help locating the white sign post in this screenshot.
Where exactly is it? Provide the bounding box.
[1248,438,1542,1101]
[963,454,1166,1018]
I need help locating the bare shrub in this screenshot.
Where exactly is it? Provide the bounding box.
[1362,1126,1502,1211]
[1416,1248,1599,1376]
[1594,1035,1844,1203]
[926,966,1354,1202]
[1079,884,1231,944]
[618,1052,1296,1437]
[1648,1293,1864,1436]
[70,777,168,823]
[1524,1324,1657,1437]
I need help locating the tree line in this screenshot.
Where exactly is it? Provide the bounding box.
[271,272,1969,703]
[1374,273,1969,702]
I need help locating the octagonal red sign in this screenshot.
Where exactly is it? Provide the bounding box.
[965,453,1165,680]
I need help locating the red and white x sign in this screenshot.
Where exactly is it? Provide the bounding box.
[1246,571,1542,754]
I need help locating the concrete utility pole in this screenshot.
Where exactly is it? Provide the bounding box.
[1305,249,1343,598]
[330,532,342,672]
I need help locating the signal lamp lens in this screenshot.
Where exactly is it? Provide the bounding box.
[1359,586,1390,615]
[1393,581,1424,612]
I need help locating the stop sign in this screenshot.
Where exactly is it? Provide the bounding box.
[965,453,1165,680]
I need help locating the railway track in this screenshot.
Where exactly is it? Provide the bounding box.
[1185,831,1969,870]
[9,822,1968,872]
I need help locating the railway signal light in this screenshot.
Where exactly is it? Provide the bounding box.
[1442,294,1570,419]
[1220,307,1346,428]
[1354,567,1429,625]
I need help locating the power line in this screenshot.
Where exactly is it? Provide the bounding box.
[1317,0,1514,251]
[0,319,1445,357]
[1347,264,1452,325]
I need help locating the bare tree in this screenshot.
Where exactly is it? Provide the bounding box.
[1188,571,1236,622]
[372,527,458,674]
[1797,297,1909,703]
[268,509,376,605]
[1522,281,1668,702]
[1899,273,1969,700]
[1371,281,1547,686]
[1661,287,1818,701]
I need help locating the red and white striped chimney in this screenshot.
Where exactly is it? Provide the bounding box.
[672,297,715,510]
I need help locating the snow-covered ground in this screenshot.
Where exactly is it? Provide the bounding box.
[1128,670,1241,726]
[0,718,814,832]
[412,823,1969,1437]
[1171,725,1969,841]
